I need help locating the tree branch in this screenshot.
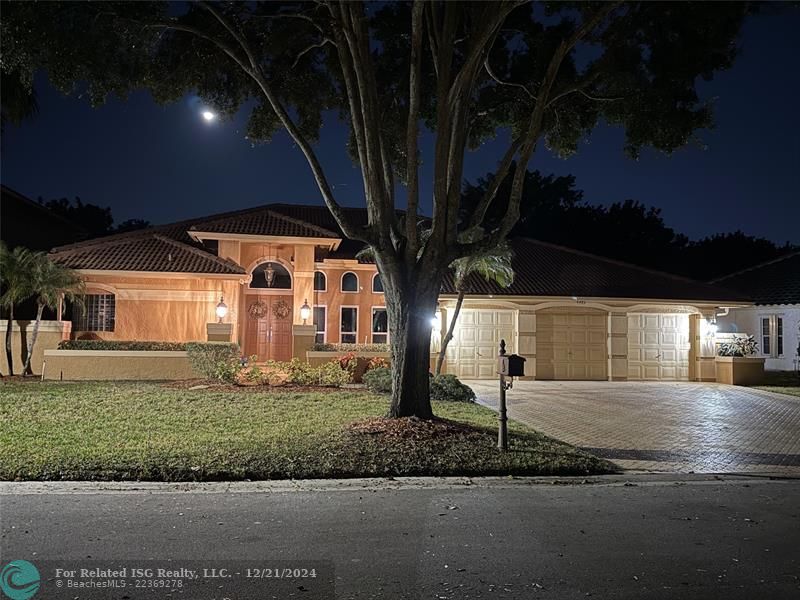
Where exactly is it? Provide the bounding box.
[405,0,425,259]
[464,136,522,234]
[484,57,536,101]
[454,1,622,259]
[188,2,369,242]
[291,38,335,68]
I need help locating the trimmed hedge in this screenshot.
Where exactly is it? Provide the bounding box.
[311,342,389,353]
[58,340,189,352]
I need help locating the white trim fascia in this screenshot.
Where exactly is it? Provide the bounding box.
[315,260,377,271]
[187,231,340,250]
[437,294,752,309]
[76,269,244,280]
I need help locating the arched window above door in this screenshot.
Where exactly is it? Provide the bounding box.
[249,261,292,289]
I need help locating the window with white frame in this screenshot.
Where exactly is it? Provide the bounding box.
[341,272,358,292]
[313,306,326,344]
[74,294,115,332]
[314,271,326,291]
[372,308,388,343]
[761,315,784,357]
[372,273,384,293]
[340,307,358,343]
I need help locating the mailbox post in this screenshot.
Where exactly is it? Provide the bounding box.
[497,339,526,451]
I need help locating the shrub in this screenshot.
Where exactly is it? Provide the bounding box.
[58,340,188,351]
[318,361,352,386]
[311,342,389,353]
[717,335,758,357]
[430,374,476,403]
[363,366,392,393]
[336,352,357,373]
[266,358,352,387]
[186,343,242,383]
[366,356,390,371]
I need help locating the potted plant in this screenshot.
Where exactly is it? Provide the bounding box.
[715,335,765,385]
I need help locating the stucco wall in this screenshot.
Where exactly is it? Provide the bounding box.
[0,321,71,375]
[42,350,197,380]
[717,306,800,371]
[308,265,386,345]
[72,275,242,343]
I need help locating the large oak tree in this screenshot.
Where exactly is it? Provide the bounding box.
[2,1,750,417]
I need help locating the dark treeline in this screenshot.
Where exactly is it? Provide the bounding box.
[461,165,797,282]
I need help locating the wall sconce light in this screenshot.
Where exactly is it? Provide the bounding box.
[215,296,228,323]
[300,299,311,325]
[263,262,275,287]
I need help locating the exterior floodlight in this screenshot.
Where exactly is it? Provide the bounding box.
[300,299,311,325]
[215,296,228,323]
[430,313,442,331]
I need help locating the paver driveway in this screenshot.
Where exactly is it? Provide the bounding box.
[466,380,800,475]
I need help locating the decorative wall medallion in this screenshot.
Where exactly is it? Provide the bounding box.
[248,300,268,320]
[272,299,291,320]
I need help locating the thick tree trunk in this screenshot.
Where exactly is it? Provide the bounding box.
[5,307,14,377]
[23,303,44,376]
[435,290,465,375]
[382,266,442,419]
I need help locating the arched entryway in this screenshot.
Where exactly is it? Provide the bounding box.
[244,261,293,362]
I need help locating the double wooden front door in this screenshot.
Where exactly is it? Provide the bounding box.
[244,295,293,362]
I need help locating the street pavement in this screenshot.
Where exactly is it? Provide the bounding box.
[1,476,799,599]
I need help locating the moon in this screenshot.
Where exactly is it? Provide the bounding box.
[201,110,216,122]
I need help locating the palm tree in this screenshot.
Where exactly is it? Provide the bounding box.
[434,242,514,374]
[22,252,84,376]
[0,242,35,376]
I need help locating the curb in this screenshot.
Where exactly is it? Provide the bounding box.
[1,472,796,495]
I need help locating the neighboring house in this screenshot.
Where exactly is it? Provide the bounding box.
[49,203,750,381]
[713,251,800,371]
[1,184,86,251]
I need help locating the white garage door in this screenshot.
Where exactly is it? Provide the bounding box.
[536,309,608,380]
[446,309,516,379]
[628,314,690,380]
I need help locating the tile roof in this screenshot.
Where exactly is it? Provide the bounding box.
[52,234,245,275]
[48,202,752,303]
[711,251,800,305]
[441,238,750,303]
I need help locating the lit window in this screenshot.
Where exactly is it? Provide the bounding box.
[314,271,326,291]
[341,272,358,292]
[75,294,115,332]
[372,273,384,293]
[313,306,326,344]
[372,308,388,344]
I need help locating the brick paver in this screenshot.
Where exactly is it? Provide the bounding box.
[467,380,800,475]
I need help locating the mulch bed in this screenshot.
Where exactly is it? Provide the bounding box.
[345,416,485,441]
[160,379,367,394]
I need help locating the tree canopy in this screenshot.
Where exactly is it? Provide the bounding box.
[1,0,753,416]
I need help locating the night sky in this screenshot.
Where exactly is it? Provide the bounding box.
[2,9,798,244]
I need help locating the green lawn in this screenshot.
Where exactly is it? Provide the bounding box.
[751,370,800,398]
[0,381,614,481]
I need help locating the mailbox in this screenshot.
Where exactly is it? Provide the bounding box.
[498,354,526,377]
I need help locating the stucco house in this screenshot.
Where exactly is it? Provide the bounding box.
[48,202,750,381]
[713,251,800,372]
